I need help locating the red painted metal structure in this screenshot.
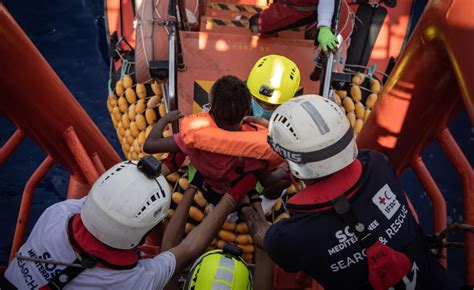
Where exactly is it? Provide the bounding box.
[357,0,474,286]
[0,4,121,262]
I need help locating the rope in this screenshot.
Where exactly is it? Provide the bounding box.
[15,253,85,268]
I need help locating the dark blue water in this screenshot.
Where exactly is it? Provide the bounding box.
[0,1,472,288]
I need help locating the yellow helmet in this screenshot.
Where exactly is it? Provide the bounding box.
[247,54,301,105]
[183,246,253,290]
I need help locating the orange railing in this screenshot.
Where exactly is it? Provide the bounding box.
[358,0,473,286]
[0,4,121,263]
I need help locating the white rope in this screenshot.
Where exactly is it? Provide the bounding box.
[155,0,170,35]
[16,253,85,268]
[140,0,151,68]
[194,0,199,17]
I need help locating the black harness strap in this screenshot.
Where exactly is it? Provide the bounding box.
[45,218,97,290]
[45,257,93,290]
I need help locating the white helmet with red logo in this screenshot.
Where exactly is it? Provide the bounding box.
[81,158,171,249]
[267,94,358,179]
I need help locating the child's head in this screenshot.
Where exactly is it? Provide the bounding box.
[209,75,251,130]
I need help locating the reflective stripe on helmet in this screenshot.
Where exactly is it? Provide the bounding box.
[300,101,330,135]
[215,268,234,283]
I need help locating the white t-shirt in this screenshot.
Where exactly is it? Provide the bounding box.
[5,198,176,290]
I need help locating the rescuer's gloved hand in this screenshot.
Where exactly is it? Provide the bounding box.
[317,26,338,55]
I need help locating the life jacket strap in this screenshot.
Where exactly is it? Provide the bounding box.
[42,256,95,290]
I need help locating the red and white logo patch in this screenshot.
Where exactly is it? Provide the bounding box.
[372,184,400,219]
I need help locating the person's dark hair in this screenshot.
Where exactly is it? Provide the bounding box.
[209,75,251,128]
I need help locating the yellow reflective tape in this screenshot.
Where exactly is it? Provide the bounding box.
[209,3,262,13]
[207,18,248,28]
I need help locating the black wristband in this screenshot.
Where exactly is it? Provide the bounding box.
[250,197,262,203]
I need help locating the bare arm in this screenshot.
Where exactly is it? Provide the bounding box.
[169,194,236,272]
[240,206,270,249]
[253,247,274,290]
[161,187,197,251]
[143,110,183,153]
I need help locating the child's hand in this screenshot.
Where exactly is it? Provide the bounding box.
[243,116,269,128]
[163,110,184,123]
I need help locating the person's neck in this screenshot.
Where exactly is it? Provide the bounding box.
[219,123,241,131]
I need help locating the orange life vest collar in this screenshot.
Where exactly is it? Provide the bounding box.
[180,112,283,168]
[287,159,363,213]
[68,214,139,269]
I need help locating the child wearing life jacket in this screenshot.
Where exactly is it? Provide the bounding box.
[143,75,280,204]
[144,75,278,289]
[240,95,448,290]
[156,55,301,204]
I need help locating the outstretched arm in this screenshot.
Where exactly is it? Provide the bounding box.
[162,187,196,290]
[161,187,197,252]
[143,110,184,153]
[169,194,236,272]
[240,205,270,249]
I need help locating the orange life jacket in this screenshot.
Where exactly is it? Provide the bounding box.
[180,112,283,169]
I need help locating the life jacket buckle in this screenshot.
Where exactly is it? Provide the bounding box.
[332,195,350,215]
[79,253,97,269]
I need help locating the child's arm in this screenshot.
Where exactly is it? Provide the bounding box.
[143,110,184,153]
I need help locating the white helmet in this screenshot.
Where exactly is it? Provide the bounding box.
[267,94,358,179]
[81,159,171,249]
